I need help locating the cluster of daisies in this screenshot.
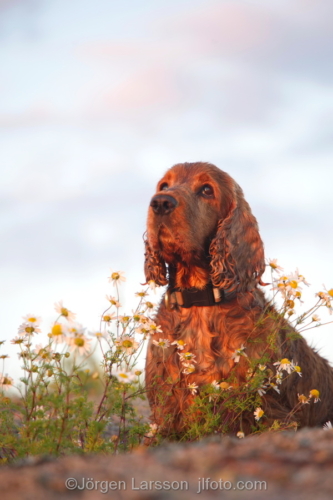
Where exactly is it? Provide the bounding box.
[152,338,199,395]
[12,305,93,357]
[269,258,333,319]
[236,356,322,438]
[0,271,161,389]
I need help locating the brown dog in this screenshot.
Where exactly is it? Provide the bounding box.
[144,162,333,436]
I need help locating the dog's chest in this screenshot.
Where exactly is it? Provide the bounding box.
[158,305,243,380]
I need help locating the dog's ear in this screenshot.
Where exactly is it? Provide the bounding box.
[209,183,265,293]
[144,234,168,286]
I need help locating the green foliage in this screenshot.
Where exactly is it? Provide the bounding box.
[0,277,155,463]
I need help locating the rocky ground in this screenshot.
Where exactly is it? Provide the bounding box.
[1,427,333,499]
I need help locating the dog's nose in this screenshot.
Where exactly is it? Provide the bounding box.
[150,194,177,215]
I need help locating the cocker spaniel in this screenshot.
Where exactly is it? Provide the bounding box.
[144,162,333,437]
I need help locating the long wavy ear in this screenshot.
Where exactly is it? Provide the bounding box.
[144,233,168,286]
[209,183,265,293]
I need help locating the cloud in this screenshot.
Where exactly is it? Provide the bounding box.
[161,0,333,82]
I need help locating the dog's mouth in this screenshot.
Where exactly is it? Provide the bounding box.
[152,223,185,262]
[157,224,177,250]
[155,224,210,268]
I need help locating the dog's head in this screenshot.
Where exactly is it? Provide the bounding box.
[144,162,265,292]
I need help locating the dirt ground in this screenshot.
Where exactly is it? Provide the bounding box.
[1,427,333,499]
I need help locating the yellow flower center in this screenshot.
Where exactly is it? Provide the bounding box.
[74,337,85,347]
[177,340,185,345]
[280,358,290,365]
[328,289,333,297]
[51,324,63,336]
[28,317,37,323]
[111,272,120,280]
[309,389,320,398]
[289,280,298,289]
[220,382,230,390]
[145,302,154,309]
[298,394,308,403]
[286,300,295,308]
[270,262,277,269]
[122,340,133,348]
[61,307,69,317]
[103,315,111,322]
[25,326,35,334]
[119,373,128,379]
[294,365,301,373]
[2,377,11,385]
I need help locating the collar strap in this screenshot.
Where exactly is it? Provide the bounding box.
[165,284,236,309]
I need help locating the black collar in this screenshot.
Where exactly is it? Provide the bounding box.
[165,283,237,309]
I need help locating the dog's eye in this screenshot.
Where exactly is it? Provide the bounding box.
[200,184,214,197]
[159,183,169,191]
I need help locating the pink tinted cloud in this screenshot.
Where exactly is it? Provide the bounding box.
[78,40,193,119]
[74,0,332,123]
[159,1,272,56]
[76,2,272,120]
[96,67,182,111]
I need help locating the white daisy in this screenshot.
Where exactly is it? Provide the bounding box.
[268,259,283,272]
[188,383,199,395]
[178,352,197,364]
[109,270,126,286]
[113,369,136,384]
[182,363,196,375]
[67,334,91,356]
[152,338,170,349]
[231,344,248,363]
[54,301,76,321]
[273,358,294,374]
[254,407,264,421]
[114,335,139,355]
[171,339,186,350]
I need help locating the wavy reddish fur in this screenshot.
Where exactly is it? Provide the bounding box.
[144,162,333,434]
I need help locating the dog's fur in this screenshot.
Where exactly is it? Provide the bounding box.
[144,162,333,435]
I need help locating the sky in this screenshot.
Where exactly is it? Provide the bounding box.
[1,0,333,377]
